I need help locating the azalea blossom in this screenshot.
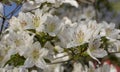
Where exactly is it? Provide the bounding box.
[21,0,40,12]
[0,0,120,72]
[87,37,108,64]
[24,42,48,69]
[44,16,62,36]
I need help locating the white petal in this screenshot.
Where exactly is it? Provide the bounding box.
[63,0,79,8]
[24,58,34,68]
[31,70,38,72]
[21,1,40,12]
[92,49,108,58]
[39,48,48,57]
[110,65,117,72]
[0,3,3,17]
[35,59,47,69]
[87,48,101,64]
[102,63,111,72]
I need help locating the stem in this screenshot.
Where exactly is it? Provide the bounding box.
[49,60,71,65]
[110,52,120,54]
[53,55,68,60]
[0,17,5,35]
[93,0,99,23]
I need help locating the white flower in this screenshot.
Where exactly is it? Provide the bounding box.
[91,49,108,58]
[35,0,56,4]
[0,45,11,67]
[107,40,120,53]
[56,17,80,48]
[0,33,26,67]
[83,6,95,19]
[88,61,117,72]
[62,0,79,8]
[54,45,64,53]
[15,9,50,32]
[72,62,88,72]
[86,20,103,37]
[31,70,38,72]
[87,37,108,64]
[70,20,101,47]
[57,23,75,48]
[34,0,78,8]
[8,16,22,32]
[115,53,120,58]
[21,0,40,12]
[9,8,51,32]
[88,61,96,72]
[9,13,34,32]
[73,24,93,46]
[24,42,48,69]
[0,68,6,72]
[43,64,64,72]
[17,12,34,30]
[12,67,27,72]
[0,65,29,72]
[43,41,55,60]
[33,9,50,32]
[0,33,20,67]
[95,63,117,72]
[35,0,45,3]
[52,52,69,63]
[100,22,120,40]
[44,16,62,36]
[3,31,34,56]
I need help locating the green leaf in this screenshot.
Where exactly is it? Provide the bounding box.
[27,29,36,33]
[5,53,26,67]
[35,32,58,47]
[109,54,120,66]
[44,58,51,63]
[110,1,120,12]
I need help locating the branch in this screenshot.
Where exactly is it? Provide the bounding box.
[93,0,99,23]
[109,52,120,54]
[0,17,5,35]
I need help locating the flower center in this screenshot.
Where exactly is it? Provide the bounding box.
[105,28,112,36]
[47,23,56,32]
[32,49,40,59]
[14,39,22,47]
[33,16,40,28]
[20,20,27,28]
[76,30,84,44]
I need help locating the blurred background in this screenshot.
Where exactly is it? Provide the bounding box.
[76,0,120,28]
[0,0,120,31]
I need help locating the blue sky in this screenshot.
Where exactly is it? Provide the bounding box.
[4,2,21,18]
[0,2,21,30]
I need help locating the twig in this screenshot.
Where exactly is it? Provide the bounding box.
[0,17,5,35]
[110,52,120,54]
[93,0,99,23]
[53,55,68,60]
[49,60,71,65]
[0,5,6,35]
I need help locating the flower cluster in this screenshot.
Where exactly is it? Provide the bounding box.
[0,0,120,72]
